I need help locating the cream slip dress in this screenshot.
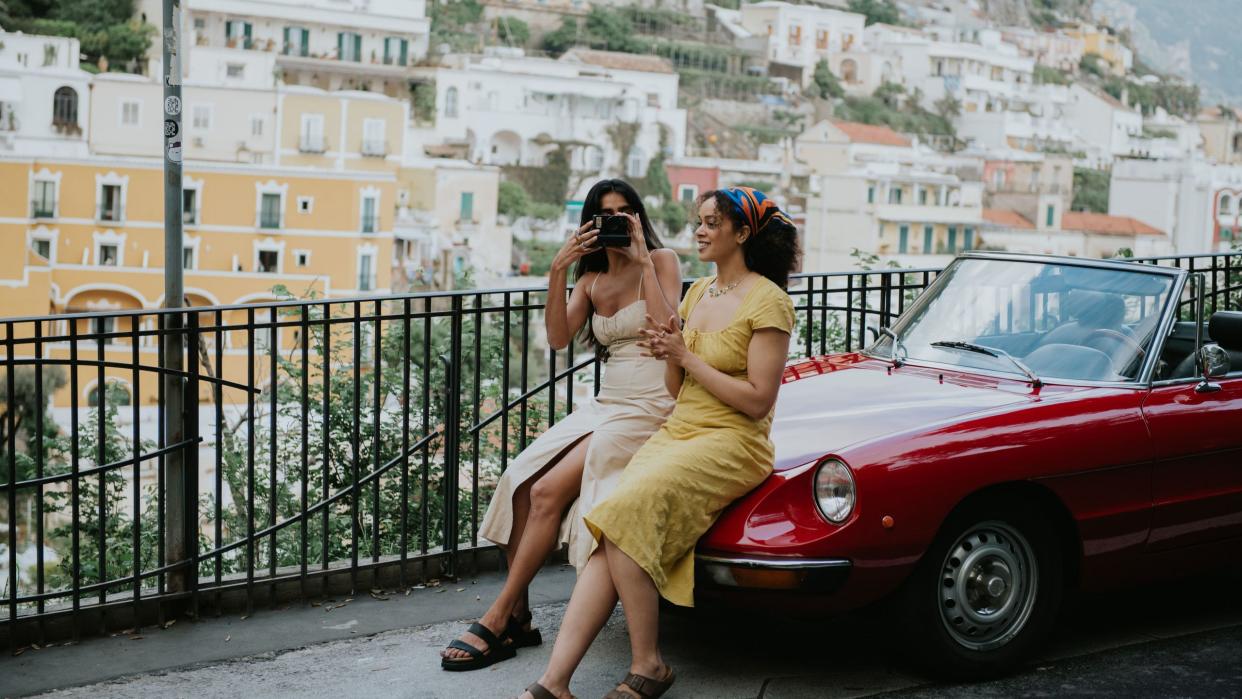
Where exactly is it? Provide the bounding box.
[478,272,676,570]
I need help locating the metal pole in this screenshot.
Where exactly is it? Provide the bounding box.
[162,0,188,594]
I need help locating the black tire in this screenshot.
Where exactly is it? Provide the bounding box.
[893,500,1064,680]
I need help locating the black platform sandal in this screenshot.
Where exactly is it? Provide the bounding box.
[440,621,516,672]
[506,610,543,649]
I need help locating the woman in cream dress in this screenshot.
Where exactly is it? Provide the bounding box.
[518,187,799,699]
[441,179,682,671]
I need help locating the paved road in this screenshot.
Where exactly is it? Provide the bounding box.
[6,569,1242,698]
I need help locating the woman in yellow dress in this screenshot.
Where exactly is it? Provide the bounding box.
[519,187,799,699]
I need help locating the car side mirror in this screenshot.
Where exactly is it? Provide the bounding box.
[1195,344,1229,393]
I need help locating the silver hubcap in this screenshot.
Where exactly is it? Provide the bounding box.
[938,521,1038,652]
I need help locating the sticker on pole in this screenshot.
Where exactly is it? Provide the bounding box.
[164,96,181,116]
[164,119,179,138]
[167,140,182,163]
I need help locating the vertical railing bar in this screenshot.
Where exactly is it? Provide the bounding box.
[300,306,310,600]
[844,274,855,353]
[803,275,813,358]
[130,316,142,631]
[860,274,870,352]
[420,297,430,555]
[350,302,361,594]
[520,291,530,451]
[245,307,256,616]
[213,309,223,615]
[321,305,331,586]
[6,323,17,649]
[820,275,829,356]
[70,320,81,641]
[268,309,278,606]
[371,300,382,564]
[95,317,107,625]
[34,321,46,642]
[399,298,411,585]
[564,339,573,416]
[547,337,557,429]
[471,294,482,547]
[501,293,510,472]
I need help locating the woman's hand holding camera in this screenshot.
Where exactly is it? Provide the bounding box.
[618,213,651,264]
[551,221,600,274]
[639,314,686,365]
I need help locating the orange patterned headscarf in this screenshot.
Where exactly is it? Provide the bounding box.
[720,186,792,238]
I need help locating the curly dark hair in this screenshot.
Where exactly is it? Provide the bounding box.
[573,179,664,357]
[701,189,800,289]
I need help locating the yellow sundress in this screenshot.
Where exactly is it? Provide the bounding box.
[584,275,795,607]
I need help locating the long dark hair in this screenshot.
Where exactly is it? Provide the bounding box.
[574,179,664,355]
[702,189,800,289]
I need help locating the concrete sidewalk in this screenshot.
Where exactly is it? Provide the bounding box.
[7,568,1242,698]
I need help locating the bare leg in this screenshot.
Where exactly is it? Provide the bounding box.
[442,436,591,660]
[520,548,618,699]
[603,536,670,694]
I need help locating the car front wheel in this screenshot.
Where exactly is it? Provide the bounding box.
[895,502,1064,679]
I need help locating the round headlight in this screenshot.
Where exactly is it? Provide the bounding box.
[814,458,855,524]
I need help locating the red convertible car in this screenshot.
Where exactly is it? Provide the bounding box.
[695,252,1242,678]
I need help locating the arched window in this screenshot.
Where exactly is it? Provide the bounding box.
[626,148,645,178]
[1222,193,1234,216]
[53,86,78,127]
[840,59,859,84]
[445,87,459,118]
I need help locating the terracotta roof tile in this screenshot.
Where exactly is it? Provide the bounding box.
[983,208,1035,229]
[830,120,911,147]
[1061,211,1163,236]
[560,48,674,74]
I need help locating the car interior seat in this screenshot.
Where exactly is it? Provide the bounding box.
[1169,311,1242,379]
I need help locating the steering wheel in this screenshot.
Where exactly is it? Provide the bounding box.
[1085,328,1147,360]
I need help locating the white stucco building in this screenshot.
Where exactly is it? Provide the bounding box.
[736,1,867,88]
[1110,158,1242,254]
[0,33,92,159]
[1064,84,1144,165]
[138,0,430,96]
[866,25,1035,116]
[428,48,686,187]
[796,119,985,272]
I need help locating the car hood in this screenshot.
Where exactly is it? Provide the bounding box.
[771,360,1039,471]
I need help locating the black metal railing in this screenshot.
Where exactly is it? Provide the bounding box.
[1,251,1239,649]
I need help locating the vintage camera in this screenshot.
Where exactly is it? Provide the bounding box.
[593,214,632,247]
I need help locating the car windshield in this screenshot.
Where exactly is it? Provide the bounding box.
[870,258,1176,383]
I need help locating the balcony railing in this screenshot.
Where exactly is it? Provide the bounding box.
[361,139,387,157]
[31,200,56,219]
[1,252,1238,649]
[259,213,281,229]
[361,214,379,233]
[97,204,124,223]
[298,135,326,154]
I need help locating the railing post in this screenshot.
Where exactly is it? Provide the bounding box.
[441,296,464,577]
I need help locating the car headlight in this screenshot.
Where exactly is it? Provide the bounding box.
[814,458,855,524]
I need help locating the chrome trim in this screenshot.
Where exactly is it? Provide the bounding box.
[696,554,852,570]
[854,354,1152,390]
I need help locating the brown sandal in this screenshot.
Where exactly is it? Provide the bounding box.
[524,681,565,699]
[603,666,676,699]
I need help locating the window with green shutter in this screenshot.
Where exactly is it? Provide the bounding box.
[898,225,909,254]
[948,226,958,252]
[284,27,309,56]
[923,225,933,253]
[1046,204,1055,227]
[964,227,974,250]
[339,32,362,62]
[384,37,408,65]
[460,192,474,222]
